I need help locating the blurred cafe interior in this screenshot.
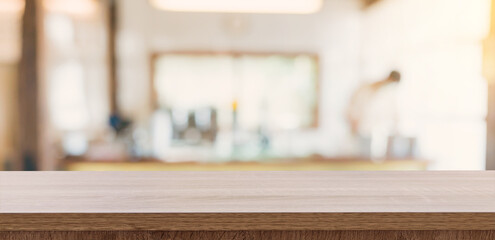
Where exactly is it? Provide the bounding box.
[0,0,494,171]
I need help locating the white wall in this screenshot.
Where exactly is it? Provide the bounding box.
[0,13,21,63]
[117,0,363,157]
[361,0,491,170]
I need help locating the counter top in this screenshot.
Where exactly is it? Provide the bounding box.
[64,158,429,171]
[1,171,494,231]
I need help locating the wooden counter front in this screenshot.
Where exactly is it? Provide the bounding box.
[1,172,494,239]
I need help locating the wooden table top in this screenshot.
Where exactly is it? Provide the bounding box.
[1,171,494,231]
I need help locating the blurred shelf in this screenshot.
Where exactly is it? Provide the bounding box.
[63,157,429,171]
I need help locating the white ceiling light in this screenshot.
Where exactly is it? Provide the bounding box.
[150,0,323,14]
[0,0,25,15]
[43,0,97,17]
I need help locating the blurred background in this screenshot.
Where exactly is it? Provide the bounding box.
[1,0,494,171]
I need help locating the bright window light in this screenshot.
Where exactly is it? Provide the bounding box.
[0,0,24,15]
[150,0,323,14]
[43,0,97,16]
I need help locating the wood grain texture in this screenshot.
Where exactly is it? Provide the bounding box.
[1,213,495,231]
[1,172,494,231]
[1,231,494,240]
[1,171,494,213]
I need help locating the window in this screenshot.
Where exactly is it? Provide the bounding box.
[153,53,319,132]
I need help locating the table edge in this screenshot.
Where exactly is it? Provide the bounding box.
[1,212,494,231]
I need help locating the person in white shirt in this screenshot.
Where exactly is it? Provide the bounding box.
[346,71,401,158]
